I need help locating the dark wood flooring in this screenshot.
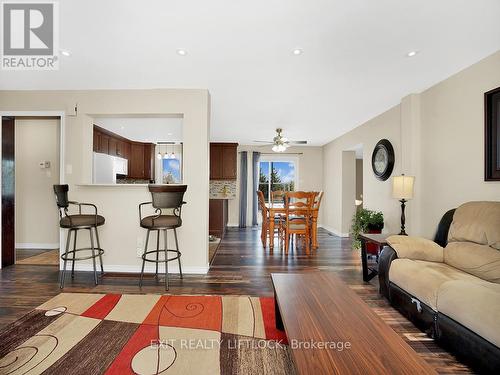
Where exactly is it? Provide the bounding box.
[0,228,472,373]
[15,248,54,261]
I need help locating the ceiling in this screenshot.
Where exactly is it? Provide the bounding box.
[94,116,182,143]
[2,0,499,146]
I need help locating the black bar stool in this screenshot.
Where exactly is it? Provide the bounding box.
[138,184,187,290]
[53,184,105,288]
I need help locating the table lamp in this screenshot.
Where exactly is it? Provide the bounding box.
[392,174,414,235]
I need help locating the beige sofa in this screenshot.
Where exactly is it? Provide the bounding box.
[378,201,500,374]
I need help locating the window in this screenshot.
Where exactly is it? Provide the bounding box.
[258,160,297,203]
[162,158,181,183]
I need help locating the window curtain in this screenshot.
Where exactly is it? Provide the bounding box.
[239,151,248,228]
[251,151,261,226]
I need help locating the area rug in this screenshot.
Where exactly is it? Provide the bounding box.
[0,293,294,375]
[16,249,59,265]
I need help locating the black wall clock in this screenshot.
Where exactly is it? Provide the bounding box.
[372,139,395,181]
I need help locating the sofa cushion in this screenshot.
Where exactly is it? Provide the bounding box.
[387,235,444,262]
[444,242,500,283]
[448,201,500,250]
[437,280,500,348]
[389,259,484,310]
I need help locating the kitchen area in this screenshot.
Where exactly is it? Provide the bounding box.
[90,115,236,264]
[91,116,183,185]
[209,143,238,262]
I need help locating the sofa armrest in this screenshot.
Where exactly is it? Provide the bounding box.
[387,235,444,262]
[378,246,398,299]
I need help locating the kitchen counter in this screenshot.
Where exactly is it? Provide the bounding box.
[209,194,235,199]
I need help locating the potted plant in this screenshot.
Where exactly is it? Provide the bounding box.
[350,209,384,250]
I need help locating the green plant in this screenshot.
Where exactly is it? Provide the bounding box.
[350,209,384,250]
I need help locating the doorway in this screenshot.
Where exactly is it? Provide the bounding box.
[1,115,62,268]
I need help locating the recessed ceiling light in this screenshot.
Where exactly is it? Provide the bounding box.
[292,48,303,55]
[120,126,125,130]
[406,50,418,57]
[176,49,187,56]
[60,49,71,57]
[167,132,173,136]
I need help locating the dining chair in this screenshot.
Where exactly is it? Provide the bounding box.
[283,191,315,255]
[311,191,324,249]
[257,191,283,249]
[270,190,286,205]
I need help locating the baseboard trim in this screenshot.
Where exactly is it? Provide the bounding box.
[16,243,59,249]
[67,263,209,275]
[318,225,350,238]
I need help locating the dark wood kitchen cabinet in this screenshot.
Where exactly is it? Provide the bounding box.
[129,143,145,178]
[116,139,129,159]
[143,143,155,180]
[209,199,228,238]
[93,125,154,180]
[108,137,118,156]
[210,143,238,180]
[129,142,155,180]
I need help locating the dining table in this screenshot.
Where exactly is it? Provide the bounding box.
[266,201,320,251]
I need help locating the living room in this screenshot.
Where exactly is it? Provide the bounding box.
[0,1,499,374]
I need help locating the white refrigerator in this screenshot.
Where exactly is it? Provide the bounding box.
[93,152,117,184]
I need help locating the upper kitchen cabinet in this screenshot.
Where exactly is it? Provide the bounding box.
[210,143,238,180]
[210,144,223,179]
[129,143,145,178]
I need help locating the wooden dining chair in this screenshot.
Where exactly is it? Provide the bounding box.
[283,191,315,255]
[311,191,324,249]
[257,191,283,248]
[270,190,286,205]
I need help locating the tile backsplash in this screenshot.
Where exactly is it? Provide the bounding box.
[210,180,237,199]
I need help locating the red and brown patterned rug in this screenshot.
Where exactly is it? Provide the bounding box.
[0,293,295,374]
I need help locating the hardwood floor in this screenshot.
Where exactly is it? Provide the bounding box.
[0,227,472,373]
[15,248,54,261]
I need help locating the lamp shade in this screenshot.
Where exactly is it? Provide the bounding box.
[392,175,414,200]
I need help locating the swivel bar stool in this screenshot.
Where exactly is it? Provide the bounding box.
[138,184,187,290]
[53,184,105,288]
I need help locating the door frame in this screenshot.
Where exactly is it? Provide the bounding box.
[0,111,66,269]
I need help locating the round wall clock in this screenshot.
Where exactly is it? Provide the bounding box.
[371,139,395,181]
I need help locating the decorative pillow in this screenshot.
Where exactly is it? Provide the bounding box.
[444,242,500,283]
[448,201,500,250]
[387,235,444,262]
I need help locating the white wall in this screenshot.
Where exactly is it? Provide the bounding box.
[322,50,500,238]
[419,49,500,237]
[15,118,60,248]
[227,145,324,227]
[0,89,210,272]
[322,106,403,237]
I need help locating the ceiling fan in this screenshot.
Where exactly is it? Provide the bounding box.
[253,128,307,152]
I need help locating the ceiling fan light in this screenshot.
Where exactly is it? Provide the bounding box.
[272,145,279,152]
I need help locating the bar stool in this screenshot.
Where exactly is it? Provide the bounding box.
[53,184,105,288]
[138,184,187,290]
